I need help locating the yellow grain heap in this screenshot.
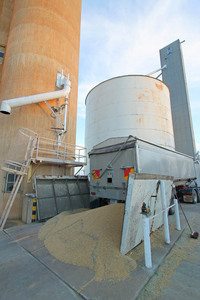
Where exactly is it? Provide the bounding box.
[39,204,137,282]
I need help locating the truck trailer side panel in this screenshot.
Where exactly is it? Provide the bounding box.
[89,137,196,202]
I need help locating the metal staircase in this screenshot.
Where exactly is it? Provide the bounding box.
[0,133,38,230]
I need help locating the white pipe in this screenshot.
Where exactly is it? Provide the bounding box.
[0,76,71,114]
[63,98,68,132]
[57,97,68,145]
[160,180,170,244]
[174,198,181,231]
[147,64,167,76]
[135,140,140,173]
[142,215,152,268]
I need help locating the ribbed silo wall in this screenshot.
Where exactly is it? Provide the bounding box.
[0,0,81,218]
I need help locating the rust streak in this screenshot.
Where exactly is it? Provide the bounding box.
[155,82,163,91]
[136,116,144,125]
[137,91,149,101]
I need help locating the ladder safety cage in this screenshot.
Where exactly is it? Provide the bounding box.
[0,128,38,230]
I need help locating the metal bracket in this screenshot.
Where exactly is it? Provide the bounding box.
[45,100,64,127]
[56,70,68,88]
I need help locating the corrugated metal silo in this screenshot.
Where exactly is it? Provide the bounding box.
[85,75,175,156]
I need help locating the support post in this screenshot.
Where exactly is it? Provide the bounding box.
[174,198,181,231]
[160,180,170,244]
[142,215,152,268]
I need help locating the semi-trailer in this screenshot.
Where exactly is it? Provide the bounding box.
[89,136,200,207]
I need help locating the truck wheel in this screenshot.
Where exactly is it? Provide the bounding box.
[192,190,198,204]
[198,189,200,203]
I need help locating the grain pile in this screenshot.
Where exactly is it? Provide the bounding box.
[138,223,200,300]
[39,204,137,282]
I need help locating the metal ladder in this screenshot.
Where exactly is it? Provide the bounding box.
[0,135,37,230]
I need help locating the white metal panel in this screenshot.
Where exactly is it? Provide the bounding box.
[85,75,175,158]
[120,174,172,255]
[195,163,200,186]
[137,139,196,180]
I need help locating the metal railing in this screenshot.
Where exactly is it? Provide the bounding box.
[142,181,181,269]
[33,136,87,165]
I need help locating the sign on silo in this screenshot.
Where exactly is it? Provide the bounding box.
[160,39,196,157]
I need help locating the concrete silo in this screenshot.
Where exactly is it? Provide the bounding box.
[0,0,14,80]
[160,39,196,157]
[0,0,82,219]
[85,75,175,158]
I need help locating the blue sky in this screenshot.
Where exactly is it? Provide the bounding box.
[76,0,200,152]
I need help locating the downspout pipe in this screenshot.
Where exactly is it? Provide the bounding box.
[0,74,71,114]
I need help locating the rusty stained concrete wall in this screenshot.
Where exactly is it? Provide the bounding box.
[0,0,14,81]
[0,0,82,219]
[0,0,13,46]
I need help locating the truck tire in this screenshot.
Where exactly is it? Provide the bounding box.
[198,189,200,203]
[192,190,198,204]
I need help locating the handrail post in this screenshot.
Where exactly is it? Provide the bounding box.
[160,180,170,244]
[64,142,66,160]
[174,198,181,231]
[78,149,81,162]
[36,137,39,159]
[142,214,152,268]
